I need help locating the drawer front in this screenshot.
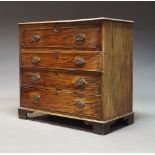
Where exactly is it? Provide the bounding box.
[20,87,101,119]
[21,69,101,95]
[21,26,100,50]
[20,51,102,71]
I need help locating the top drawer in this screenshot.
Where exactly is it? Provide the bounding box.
[20,25,101,50]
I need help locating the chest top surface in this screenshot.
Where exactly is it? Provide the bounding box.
[18,17,134,25]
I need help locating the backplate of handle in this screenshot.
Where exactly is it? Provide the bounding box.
[74,78,86,87]
[74,100,85,108]
[32,35,40,42]
[32,94,40,101]
[32,56,40,64]
[75,33,86,42]
[74,58,85,67]
[31,74,40,81]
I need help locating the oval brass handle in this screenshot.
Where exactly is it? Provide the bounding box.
[32,35,40,42]
[32,94,40,101]
[74,100,85,108]
[32,56,40,64]
[74,58,85,66]
[75,33,85,41]
[31,74,40,81]
[75,79,86,87]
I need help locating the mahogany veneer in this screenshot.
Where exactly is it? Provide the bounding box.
[18,17,134,134]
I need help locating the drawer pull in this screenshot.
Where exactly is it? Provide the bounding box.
[32,56,40,64]
[75,79,86,87]
[31,74,40,81]
[32,35,40,42]
[74,58,85,66]
[74,100,85,108]
[75,33,86,41]
[32,95,40,101]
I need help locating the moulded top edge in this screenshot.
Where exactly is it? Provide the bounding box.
[18,17,134,25]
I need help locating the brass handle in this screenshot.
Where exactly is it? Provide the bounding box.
[75,79,86,87]
[74,58,85,66]
[74,100,85,108]
[31,74,40,81]
[32,94,40,101]
[75,33,85,41]
[32,35,40,42]
[32,56,40,64]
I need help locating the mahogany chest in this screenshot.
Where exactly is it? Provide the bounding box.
[18,17,134,134]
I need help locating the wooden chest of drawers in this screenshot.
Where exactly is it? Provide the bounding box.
[18,17,134,134]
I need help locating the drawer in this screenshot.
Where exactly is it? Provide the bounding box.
[21,68,101,95]
[21,26,101,50]
[20,51,102,71]
[20,87,102,119]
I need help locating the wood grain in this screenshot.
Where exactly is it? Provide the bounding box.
[19,18,134,127]
[20,87,102,119]
[20,50,102,71]
[102,21,133,121]
[22,26,100,49]
[21,68,101,95]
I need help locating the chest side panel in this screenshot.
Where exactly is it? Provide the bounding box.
[102,21,133,121]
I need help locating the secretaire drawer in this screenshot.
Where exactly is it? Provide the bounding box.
[20,51,102,71]
[21,69,101,95]
[20,87,102,119]
[21,25,101,50]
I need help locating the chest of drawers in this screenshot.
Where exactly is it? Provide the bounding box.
[18,17,134,134]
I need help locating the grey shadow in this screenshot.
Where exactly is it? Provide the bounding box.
[28,114,133,134]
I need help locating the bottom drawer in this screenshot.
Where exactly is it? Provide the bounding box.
[20,87,102,119]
